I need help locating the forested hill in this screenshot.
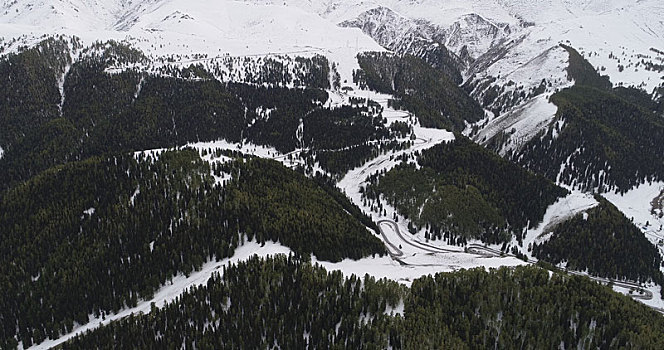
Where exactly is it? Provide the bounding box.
[61,256,664,349]
[354,52,485,130]
[1,26,663,350]
[362,136,568,245]
[0,150,385,348]
[0,38,406,191]
[510,46,664,192]
[533,196,664,286]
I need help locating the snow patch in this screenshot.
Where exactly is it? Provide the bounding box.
[604,182,664,247]
[129,186,140,206]
[314,254,526,288]
[29,239,293,350]
[384,299,404,317]
[522,191,599,260]
[475,93,560,155]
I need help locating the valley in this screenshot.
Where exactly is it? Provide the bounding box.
[1,0,664,348]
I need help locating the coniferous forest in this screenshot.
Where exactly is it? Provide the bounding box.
[362,136,568,245]
[0,150,385,348]
[1,30,664,350]
[62,256,664,349]
[532,197,664,286]
[509,45,664,192]
[354,52,485,130]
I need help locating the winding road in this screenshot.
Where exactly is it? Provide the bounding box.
[376,218,664,313]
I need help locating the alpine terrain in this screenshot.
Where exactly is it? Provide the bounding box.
[1,0,664,348]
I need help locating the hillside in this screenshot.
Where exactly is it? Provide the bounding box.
[504,47,664,192]
[61,257,664,349]
[1,0,664,348]
[362,136,568,245]
[0,149,385,348]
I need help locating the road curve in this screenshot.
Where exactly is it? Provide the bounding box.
[376,219,664,313]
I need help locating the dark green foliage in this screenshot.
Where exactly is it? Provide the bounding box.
[63,64,246,152]
[613,86,660,112]
[313,144,377,175]
[180,54,331,89]
[0,40,403,193]
[303,105,389,150]
[354,52,484,130]
[62,256,404,350]
[0,52,247,190]
[366,164,506,244]
[0,41,376,191]
[62,260,664,350]
[312,173,381,234]
[364,136,567,244]
[0,38,70,148]
[514,85,664,191]
[81,40,148,67]
[561,44,612,90]
[0,151,384,347]
[312,140,410,176]
[223,157,386,262]
[293,55,331,89]
[405,265,664,349]
[655,85,664,115]
[414,44,464,85]
[228,83,328,153]
[533,196,663,285]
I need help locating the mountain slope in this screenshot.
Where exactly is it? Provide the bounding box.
[1,1,664,346]
[61,257,664,349]
[0,150,385,348]
[362,136,568,245]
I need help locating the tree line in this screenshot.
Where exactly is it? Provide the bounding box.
[363,136,568,245]
[61,256,664,349]
[354,52,484,130]
[0,150,385,348]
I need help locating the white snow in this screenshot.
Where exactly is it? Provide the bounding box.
[604,182,664,248]
[129,186,140,206]
[638,284,664,311]
[0,0,384,87]
[314,253,526,289]
[474,93,562,155]
[601,183,664,312]
[28,239,293,350]
[28,228,528,349]
[83,207,95,216]
[2,0,661,94]
[3,0,663,339]
[521,191,599,260]
[0,145,4,160]
[134,147,169,160]
[384,299,404,316]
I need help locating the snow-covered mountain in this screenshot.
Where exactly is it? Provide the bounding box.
[2,0,663,240]
[0,0,383,82]
[2,0,662,206]
[3,3,664,346]
[3,0,661,153]
[3,0,662,84]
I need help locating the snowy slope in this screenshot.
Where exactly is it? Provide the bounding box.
[605,182,664,247]
[473,92,566,156]
[238,0,664,90]
[3,0,664,329]
[0,0,384,85]
[2,0,661,93]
